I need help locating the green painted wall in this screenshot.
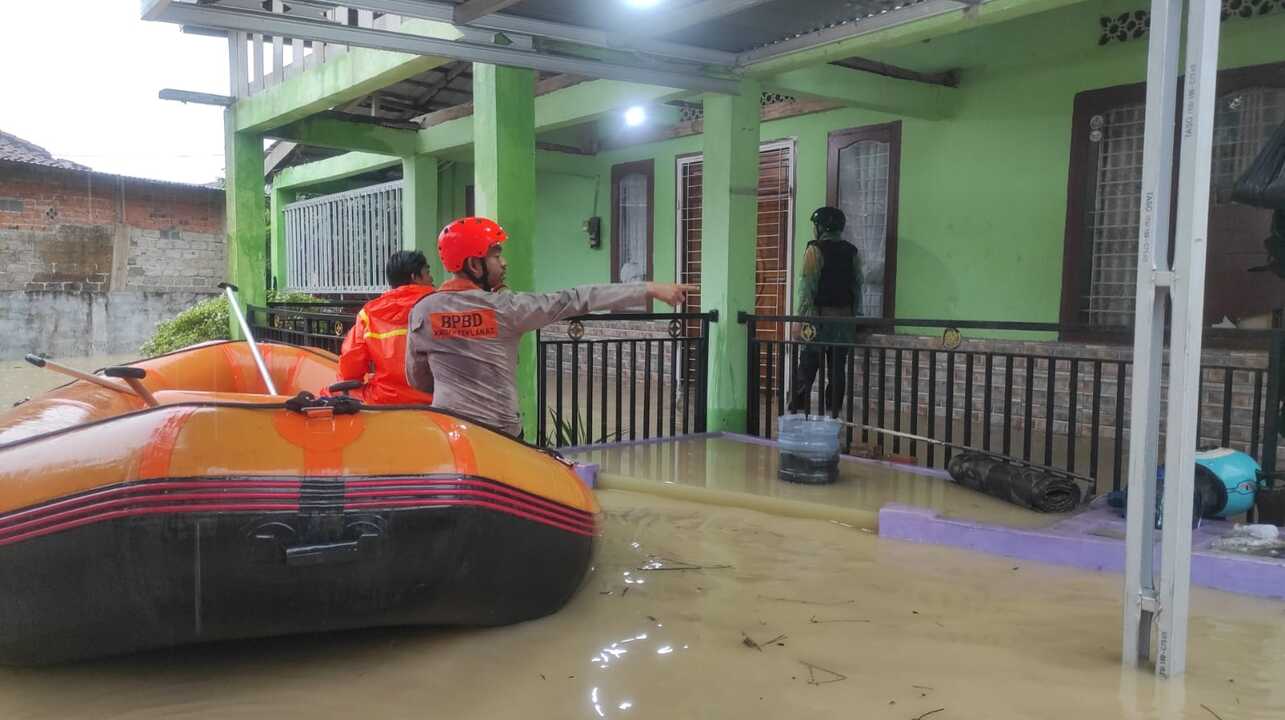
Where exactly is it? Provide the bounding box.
[268,0,1284,327]
[501,1,1285,327]
[435,152,609,292]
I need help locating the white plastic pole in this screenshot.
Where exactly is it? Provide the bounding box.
[221,283,280,396]
[1155,0,1222,679]
[1121,0,1182,667]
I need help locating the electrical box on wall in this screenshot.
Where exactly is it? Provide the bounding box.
[584,216,602,249]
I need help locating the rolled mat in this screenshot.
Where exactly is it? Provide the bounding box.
[947,452,1085,513]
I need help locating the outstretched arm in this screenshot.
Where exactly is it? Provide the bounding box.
[504,283,694,335]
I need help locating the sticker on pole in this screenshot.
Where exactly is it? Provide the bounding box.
[431,310,499,339]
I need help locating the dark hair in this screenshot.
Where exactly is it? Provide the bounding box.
[386,250,429,287]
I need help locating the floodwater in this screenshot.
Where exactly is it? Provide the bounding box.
[0,489,1282,719]
[0,354,138,409]
[571,436,1059,529]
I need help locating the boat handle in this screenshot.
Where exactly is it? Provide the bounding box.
[283,533,379,568]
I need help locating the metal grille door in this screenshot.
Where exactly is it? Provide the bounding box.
[284,180,403,294]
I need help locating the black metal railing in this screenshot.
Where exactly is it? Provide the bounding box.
[248,304,359,354]
[741,313,1279,494]
[537,312,716,449]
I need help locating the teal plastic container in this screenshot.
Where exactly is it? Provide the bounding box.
[1194,448,1262,518]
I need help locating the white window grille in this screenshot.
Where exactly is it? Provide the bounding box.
[1084,87,1285,326]
[283,180,403,294]
[1086,103,1148,326]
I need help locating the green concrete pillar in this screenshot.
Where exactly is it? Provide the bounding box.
[224,110,268,339]
[473,63,539,439]
[701,80,761,432]
[402,154,443,282]
[269,183,295,292]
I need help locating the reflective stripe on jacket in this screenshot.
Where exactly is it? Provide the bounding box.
[336,283,436,405]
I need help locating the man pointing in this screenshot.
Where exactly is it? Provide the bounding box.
[406,217,692,439]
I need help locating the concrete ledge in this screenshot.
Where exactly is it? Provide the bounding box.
[879,503,1285,600]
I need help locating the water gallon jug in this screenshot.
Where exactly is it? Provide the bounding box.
[777,414,842,485]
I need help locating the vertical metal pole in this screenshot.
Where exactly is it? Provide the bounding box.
[1122,0,1183,670]
[1155,0,1221,679]
[1262,332,1282,480]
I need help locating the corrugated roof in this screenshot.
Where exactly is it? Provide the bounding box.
[0,130,222,192]
[0,130,90,171]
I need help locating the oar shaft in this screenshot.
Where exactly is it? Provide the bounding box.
[25,355,134,397]
[221,284,279,395]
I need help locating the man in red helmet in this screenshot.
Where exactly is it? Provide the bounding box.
[405,216,692,438]
[334,249,436,405]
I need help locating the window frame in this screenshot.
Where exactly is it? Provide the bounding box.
[610,159,655,285]
[1059,61,1285,340]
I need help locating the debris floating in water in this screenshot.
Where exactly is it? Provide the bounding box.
[911,709,945,720]
[638,555,732,572]
[741,632,787,651]
[800,661,847,686]
[757,595,856,606]
[808,615,870,624]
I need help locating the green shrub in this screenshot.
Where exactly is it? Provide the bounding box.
[140,289,322,357]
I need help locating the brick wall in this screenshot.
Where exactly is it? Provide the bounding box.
[0,161,226,357]
[0,161,224,293]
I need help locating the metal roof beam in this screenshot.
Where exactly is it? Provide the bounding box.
[739,0,1093,75]
[147,2,739,95]
[328,0,738,66]
[159,88,235,106]
[452,0,523,25]
[634,0,777,37]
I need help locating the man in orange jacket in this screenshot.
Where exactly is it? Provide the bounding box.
[335,250,436,404]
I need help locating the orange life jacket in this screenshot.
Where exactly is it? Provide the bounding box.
[336,284,435,405]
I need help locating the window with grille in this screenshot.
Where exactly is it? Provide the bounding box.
[611,161,653,285]
[1065,64,1285,330]
[675,143,796,324]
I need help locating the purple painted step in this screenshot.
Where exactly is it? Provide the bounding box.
[879,503,1285,600]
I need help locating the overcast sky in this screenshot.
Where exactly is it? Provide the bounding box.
[0,2,230,185]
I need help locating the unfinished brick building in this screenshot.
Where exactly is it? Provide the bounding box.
[0,131,225,358]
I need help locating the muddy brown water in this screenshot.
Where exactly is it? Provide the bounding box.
[0,489,1279,718]
[571,436,1059,529]
[0,354,138,410]
[2,362,1283,718]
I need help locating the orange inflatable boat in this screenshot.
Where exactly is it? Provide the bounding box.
[0,341,598,665]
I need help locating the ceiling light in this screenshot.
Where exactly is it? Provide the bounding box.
[624,106,647,127]
[623,0,663,9]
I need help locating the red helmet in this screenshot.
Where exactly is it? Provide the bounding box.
[438,217,508,273]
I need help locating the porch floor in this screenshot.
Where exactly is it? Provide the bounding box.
[564,434,1058,531]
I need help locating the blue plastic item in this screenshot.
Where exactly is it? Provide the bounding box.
[777,414,842,484]
[1195,448,1262,518]
[1106,448,1263,527]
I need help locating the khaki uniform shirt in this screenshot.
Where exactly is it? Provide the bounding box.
[406,278,650,437]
